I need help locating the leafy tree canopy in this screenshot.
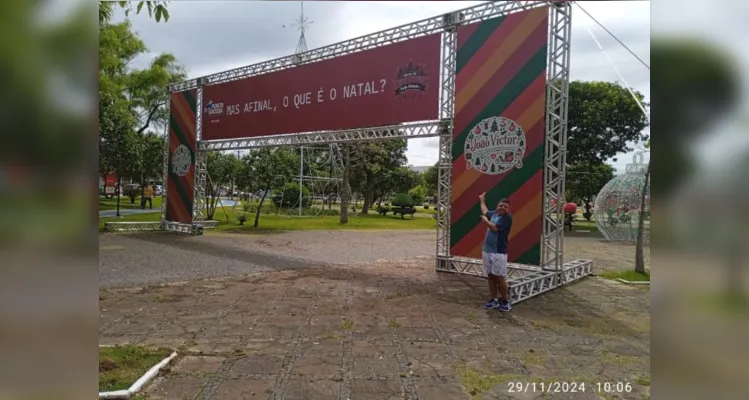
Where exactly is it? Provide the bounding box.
[566,80,649,166]
[565,162,615,203]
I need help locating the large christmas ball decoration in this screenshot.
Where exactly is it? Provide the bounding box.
[594,153,650,244]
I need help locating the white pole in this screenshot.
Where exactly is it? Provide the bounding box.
[299,146,304,216]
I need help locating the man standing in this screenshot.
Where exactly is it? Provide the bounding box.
[142,184,154,210]
[479,192,513,312]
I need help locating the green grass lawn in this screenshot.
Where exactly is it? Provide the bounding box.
[571,220,599,232]
[99,196,163,210]
[99,345,171,392]
[600,270,650,282]
[99,208,437,232]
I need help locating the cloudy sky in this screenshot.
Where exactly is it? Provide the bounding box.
[116,1,651,172]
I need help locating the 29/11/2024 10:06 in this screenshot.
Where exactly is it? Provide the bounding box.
[507,381,634,394]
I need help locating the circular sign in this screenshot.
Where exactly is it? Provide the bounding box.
[464,116,526,175]
[171,145,192,177]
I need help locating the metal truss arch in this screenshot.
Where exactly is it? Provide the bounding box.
[152,1,591,306]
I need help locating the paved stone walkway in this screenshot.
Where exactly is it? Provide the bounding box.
[100,258,650,400]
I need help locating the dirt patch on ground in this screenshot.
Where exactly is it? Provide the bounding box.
[100,237,650,399]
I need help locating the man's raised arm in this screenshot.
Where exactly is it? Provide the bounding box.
[479,192,489,216]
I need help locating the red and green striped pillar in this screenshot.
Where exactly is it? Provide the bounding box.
[165,89,198,224]
[450,7,549,265]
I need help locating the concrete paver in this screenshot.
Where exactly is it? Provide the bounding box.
[100,252,650,400]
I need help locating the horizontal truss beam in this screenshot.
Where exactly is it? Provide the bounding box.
[199,121,448,151]
[168,1,551,92]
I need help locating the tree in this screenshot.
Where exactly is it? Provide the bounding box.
[99,12,187,209]
[370,167,416,207]
[243,148,298,227]
[204,152,240,220]
[565,162,615,204]
[99,1,170,25]
[99,93,139,214]
[422,163,439,197]
[99,21,146,186]
[347,138,408,213]
[566,81,650,166]
[127,53,187,134]
[128,131,165,193]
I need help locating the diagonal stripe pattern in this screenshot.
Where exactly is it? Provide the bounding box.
[449,8,549,265]
[166,89,197,224]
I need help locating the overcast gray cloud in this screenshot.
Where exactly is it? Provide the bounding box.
[118,1,651,172]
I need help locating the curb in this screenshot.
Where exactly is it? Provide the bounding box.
[99,349,178,399]
[615,278,650,286]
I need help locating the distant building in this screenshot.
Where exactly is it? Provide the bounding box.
[408,165,430,174]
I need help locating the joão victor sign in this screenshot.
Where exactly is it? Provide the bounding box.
[465,116,526,175]
[171,145,192,177]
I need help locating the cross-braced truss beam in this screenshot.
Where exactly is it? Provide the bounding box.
[541,2,572,271]
[199,121,447,151]
[168,1,551,93]
[448,258,593,304]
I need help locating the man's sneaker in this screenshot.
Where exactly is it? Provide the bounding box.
[498,301,512,312]
[483,299,498,309]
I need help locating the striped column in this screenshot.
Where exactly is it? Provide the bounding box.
[449,7,549,265]
[165,89,198,224]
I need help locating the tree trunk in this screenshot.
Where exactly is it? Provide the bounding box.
[205,187,212,219]
[362,189,375,214]
[634,163,650,274]
[116,171,121,217]
[253,189,268,228]
[340,145,350,224]
[136,104,162,135]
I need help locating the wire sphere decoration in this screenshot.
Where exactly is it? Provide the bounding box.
[593,152,650,244]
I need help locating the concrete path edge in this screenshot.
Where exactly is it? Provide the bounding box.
[98,347,178,399]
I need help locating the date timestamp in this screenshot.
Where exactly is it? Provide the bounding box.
[508,381,586,393]
[508,381,634,394]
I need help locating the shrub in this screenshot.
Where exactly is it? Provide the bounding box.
[392,193,414,208]
[243,202,275,214]
[271,182,310,208]
[408,185,427,205]
[236,213,249,225]
[423,204,430,209]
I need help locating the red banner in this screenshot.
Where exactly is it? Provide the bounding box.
[201,34,441,140]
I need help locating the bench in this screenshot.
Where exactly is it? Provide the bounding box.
[391,207,417,219]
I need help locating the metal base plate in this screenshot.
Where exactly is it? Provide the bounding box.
[104,221,162,232]
[437,256,593,305]
[104,220,219,234]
